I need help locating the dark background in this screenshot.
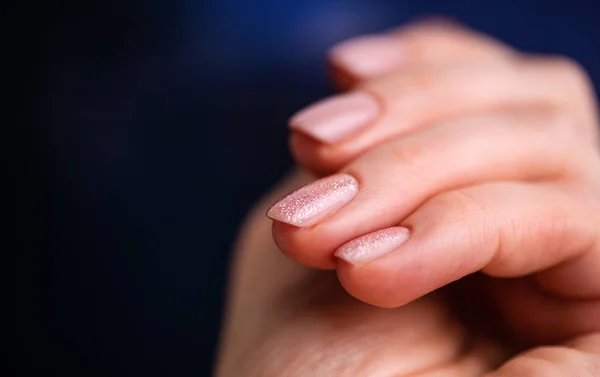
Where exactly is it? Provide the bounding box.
[22,0,600,375]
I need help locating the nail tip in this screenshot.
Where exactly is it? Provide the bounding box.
[266,206,289,225]
[328,34,403,77]
[334,227,411,265]
[288,110,307,130]
[265,209,277,221]
[264,173,359,229]
[266,203,311,228]
[333,250,355,265]
[287,92,379,144]
[289,119,336,144]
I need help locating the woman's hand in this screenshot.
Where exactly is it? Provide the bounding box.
[216,20,600,376]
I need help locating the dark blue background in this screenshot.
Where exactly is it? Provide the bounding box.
[23,0,600,375]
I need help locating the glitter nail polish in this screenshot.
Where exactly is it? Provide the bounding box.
[335,227,410,265]
[266,173,359,227]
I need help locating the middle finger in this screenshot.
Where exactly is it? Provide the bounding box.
[290,57,591,175]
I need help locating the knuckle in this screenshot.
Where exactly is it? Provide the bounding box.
[521,54,595,110]
[542,56,599,135]
[360,68,438,107]
[536,107,582,145]
[361,62,462,107]
[537,107,599,170]
[544,108,577,133]
[548,55,594,95]
[428,189,486,224]
[388,137,430,172]
[549,55,589,80]
[399,18,468,49]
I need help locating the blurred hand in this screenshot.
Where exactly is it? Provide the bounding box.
[216,20,600,376]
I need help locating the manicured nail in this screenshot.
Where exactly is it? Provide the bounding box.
[289,92,379,144]
[335,227,410,265]
[329,34,404,77]
[267,173,359,227]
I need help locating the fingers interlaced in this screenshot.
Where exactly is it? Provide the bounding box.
[335,182,600,308]
[269,21,600,316]
[272,110,586,269]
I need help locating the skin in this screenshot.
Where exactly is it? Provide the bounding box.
[215,21,600,376]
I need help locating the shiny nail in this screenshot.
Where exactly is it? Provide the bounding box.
[290,92,379,144]
[329,34,404,77]
[335,227,410,265]
[266,173,359,227]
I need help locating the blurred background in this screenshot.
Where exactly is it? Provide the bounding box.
[23,0,600,375]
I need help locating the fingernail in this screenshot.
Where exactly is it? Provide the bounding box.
[329,35,404,77]
[335,227,410,265]
[266,173,359,227]
[289,92,379,144]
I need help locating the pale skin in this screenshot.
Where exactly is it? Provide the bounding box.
[215,21,600,376]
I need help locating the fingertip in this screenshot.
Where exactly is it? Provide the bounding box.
[327,34,405,80]
[336,259,408,308]
[334,227,420,308]
[334,227,411,265]
[328,63,357,91]
[394,14,467,34]
[289,131,349,176]
[332,225,455,309]
[271,220,338,270]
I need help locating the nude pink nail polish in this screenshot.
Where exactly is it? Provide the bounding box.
[335,227,410,265]
[266,173,359,228]
[289,92,379,144]
[329,35,404,77]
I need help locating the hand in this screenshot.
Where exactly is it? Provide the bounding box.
[216,20,600,376]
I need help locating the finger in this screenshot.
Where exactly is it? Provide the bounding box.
[291,56,592,175]
[487,277,600,344]
[410,339,503,377]
[334,182,600,309]
[484,333,600,376]
[328,17,513,88]
[271,110,584,269]
[217,171,477,376]
[216,170,316,376]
